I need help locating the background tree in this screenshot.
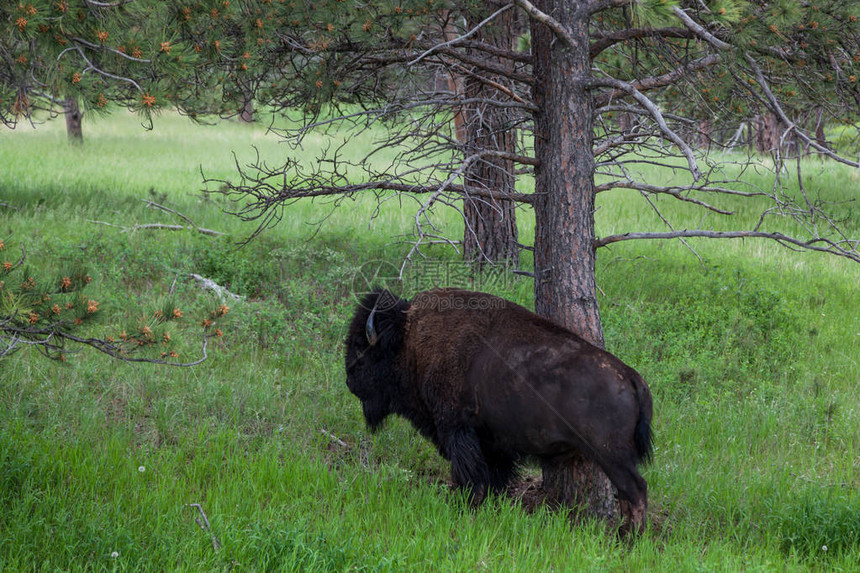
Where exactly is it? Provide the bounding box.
[2,1,153,140]
[0,1,261,142]
[442,6,525,265]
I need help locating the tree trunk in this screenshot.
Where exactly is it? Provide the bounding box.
[814,108,828,152]
[754,112,781,154]
[447,6,520,266]
[461,156,519,265]
[239,94,254,123]
[64,97,83,144]
[698,118,712,150]
[530,0,616,522]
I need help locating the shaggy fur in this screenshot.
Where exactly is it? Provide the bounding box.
[344,288,653,534]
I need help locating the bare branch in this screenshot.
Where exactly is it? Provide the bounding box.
[409,4,515,66]
[746,55,860,168]
[595,230,860,263]
[598,181,734,215]
[589,76,701,180]
[0,323,211,367]
[451,40,532,64]
[441,51,537,91]
[83,199,225,236]
[189,274,244,302]
[590,27,695,59]
[592,54,721,107]
[640,191,707,267]
[59,331,211,367]
[449,63,536,107]
[89,220,224,236]
[84,0,134,6]
[513,0,577,48]
[58,45,144,93]
[670,6,731,51]
[415,151,494,231]
[596,180,766,199]
[320,428,348,448]
[185,503,221,552]
[582,0,632,18]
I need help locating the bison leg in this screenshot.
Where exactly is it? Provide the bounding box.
[484,449,517,493]
[618,498,647,538]
[600,461,648,537]
[447,427,491,506]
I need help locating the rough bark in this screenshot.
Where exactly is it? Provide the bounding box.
[698,118,712,150]
[530,0,616,521]
[754,112,782,154]
[814,108,828,152]
[64,97,83,144]
[448,7,520,265]
[239,95,254,123]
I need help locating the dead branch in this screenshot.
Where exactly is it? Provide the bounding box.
[143,200,196,226]
[745,55,860,169]
[409,3,515,66]
[57,44,144,93]
[0,322,211,366]
[513,0,577,48]
[595,230,860,263]
[590,27,695,59]
[88,220,224,236]
[189,273,244,302]
[601,182,735,215]
[70,36,151,63]
[320,428,348,448]
[88,200,223,236]
[185,503,221,551]
[670,6,731,51]
[640,191,707,267]
[448,40,532,64]
[583,0,633,17]
[596,179,767,198]
[592,54,722,108]
[589,76,701,180]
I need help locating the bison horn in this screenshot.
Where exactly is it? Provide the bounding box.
[365,302,379,346]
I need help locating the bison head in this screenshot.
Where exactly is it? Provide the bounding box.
[344,289,410,431]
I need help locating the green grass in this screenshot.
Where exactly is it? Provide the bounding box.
[1,110,858,571]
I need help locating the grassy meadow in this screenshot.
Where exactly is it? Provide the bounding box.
[0,110,858,571]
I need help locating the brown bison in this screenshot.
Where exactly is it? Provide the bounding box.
[344,288,653,534]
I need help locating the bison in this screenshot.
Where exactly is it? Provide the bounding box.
[344,288,653,535]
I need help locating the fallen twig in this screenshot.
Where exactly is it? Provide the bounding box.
[185,503,221,551]
[320,428,348,448]
[143,199,196,226]
[88,199,223,236]
[188,273,244,302]
[88,220,224,236]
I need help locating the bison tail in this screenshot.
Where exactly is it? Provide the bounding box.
[632,372,653,465]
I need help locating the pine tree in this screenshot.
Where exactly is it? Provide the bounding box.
[200,0,860,530]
